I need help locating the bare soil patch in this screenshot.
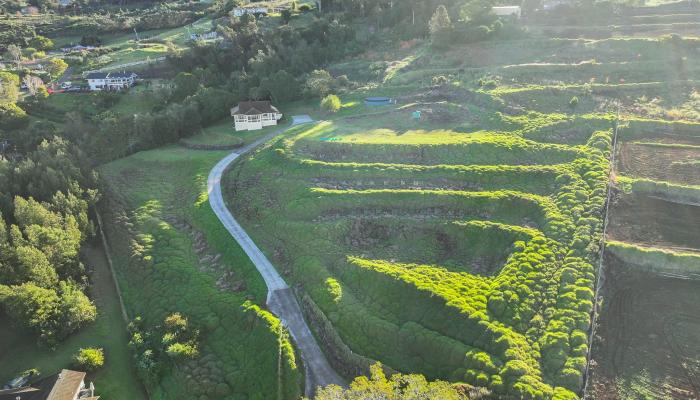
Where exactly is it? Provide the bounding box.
[617,142,700,185]
[607,192,700,252]
[590,253,700,400]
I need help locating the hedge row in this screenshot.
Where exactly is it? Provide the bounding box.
[606,240,700,278]
[617,176,700,204]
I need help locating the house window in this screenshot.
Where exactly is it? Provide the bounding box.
[248,115,261,123]
[235,115,246,123]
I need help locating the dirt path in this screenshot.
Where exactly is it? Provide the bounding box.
[207,116,344,397]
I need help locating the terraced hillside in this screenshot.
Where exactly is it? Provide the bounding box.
[224,109,613,399]
[222,5,700,399]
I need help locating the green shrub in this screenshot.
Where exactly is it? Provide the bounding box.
[432,75,449,86]
[73,348,105,371]
[320,94,341,113]
[569,96,579,108]
[165,342,199,359]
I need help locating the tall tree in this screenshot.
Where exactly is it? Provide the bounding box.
[0,72,20,104]
[310,363,472,400]
[429,5,452,48]
[429,5,452,35]
[6,45,22,68]
[46,58,68,80]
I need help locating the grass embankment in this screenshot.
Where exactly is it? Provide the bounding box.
[99,145,302,400]
[606,240,700,277]
[181,119,286,148]
[0,243,145,400]
[617,176,700,204]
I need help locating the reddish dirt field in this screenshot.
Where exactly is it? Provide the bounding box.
[617,142,700,185]
[607,192,700,252]
[589,254,700,400]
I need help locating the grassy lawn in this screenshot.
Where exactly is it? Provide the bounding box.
[45,92,104,115]
[91,17,213,70]
[182,118,297,148]
[45,88,160,118]
[109,86,161,115]
[0,242,145,400]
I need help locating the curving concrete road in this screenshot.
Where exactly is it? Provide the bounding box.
[207,116,344,397]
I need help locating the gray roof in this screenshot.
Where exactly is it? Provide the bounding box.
[231,101,279,116]
[0,370,87,400]
[86,71,137,80]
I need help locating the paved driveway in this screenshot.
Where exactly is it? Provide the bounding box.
[207,116,344,396]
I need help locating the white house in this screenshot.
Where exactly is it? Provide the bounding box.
[492,6,521,18]
[86,71,137,91]
[232,7,268,17]
[231,101,282,131]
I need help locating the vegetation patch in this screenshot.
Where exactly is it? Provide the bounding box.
[99,147,301,399]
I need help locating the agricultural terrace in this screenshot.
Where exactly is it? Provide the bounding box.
[589,118,700,399]
[223,104,613,399]
[550,6,700,398]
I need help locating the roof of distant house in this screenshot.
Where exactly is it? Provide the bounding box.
[0,370,89,400]
[492,6,521,14]
[231,101,280,115]
[86,71,137,80]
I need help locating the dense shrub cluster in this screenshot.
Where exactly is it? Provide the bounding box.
[127,313,200,387]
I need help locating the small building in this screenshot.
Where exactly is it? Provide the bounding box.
[86,71,137,91]
[190,31,219,41]
[231,101,282,131]
[61,45,96,53]
[0,369,98,400]
[492,6,521,18]
[542,0,569,11]
[20,6,39,15]
[232,7,268,17]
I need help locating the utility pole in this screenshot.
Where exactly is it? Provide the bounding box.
[133,28,139,42]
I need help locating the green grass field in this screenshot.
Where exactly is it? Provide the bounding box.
[181,119,286,148]
[87,17,213,70]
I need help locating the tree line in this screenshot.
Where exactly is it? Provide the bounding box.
[0,137,99,346]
